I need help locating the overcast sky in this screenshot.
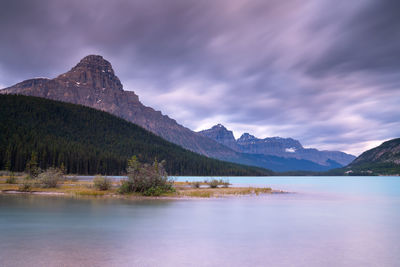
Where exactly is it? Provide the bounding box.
[1,0,399,155]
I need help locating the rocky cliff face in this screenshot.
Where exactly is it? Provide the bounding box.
[237,134,303,155]
[199,124,356,166]
[199,124,239,151]
[0,55,237,159]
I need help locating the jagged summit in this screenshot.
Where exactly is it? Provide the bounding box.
[78,55,109,64]
[72,55,114,73]
[237,133,257,143]
[57,55,123,92]
[214,123,226,129]
[199,124,238,150]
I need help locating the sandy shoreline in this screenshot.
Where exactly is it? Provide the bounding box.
[1,190,66,196]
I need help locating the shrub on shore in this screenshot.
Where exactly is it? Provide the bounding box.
[5,173,16,184]
[221,179,230,188]
[93,175,112,191]
[143,186,165,196]
[18,179,33,192]
[38,167,64,188]
[206,179,230,188]
[191,181,201,188]
[119,156,175,196]
[208,179,219,188]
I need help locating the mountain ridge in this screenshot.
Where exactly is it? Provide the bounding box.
[345,138,400,175]
[199,124,355,166]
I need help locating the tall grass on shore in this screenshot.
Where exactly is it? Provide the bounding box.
[5,173,16,184]
[93,175,112,190]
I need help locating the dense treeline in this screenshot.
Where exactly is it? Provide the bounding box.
[344,162,399,175]
[0,94,273,176]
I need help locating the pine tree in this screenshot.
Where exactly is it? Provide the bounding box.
[26,151,40,178]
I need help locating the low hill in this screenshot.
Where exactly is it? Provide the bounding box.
[345,138,400,175]
[0,94,273,176]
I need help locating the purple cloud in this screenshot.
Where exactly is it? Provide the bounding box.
[1,0,399,155]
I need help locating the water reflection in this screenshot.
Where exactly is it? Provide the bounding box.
[0,177,399,266]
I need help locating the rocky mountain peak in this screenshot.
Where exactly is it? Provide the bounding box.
[57,55,123,91]
[201,124,235,138]
[198,124,238,150]
[213,123,227,130]
[73,55,114,73]
[237,133,256,143]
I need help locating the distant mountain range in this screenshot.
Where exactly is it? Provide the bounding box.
[199,124,355,167]
[344,138,400,175]
[0,55,355,172]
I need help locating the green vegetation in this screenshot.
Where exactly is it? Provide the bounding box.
[343,163,399,176]
[93,175,112,191]
[208,179,220,188]
[38,167,64,188]
[189,179,230,188]
[191,181,201,188]
[119,156,175,196]
[204,178,230,188]
[221,180,229,188]
[0,94,273,176]
[5,172,16,184]
[18,179,33,192]
[26,152,40,178]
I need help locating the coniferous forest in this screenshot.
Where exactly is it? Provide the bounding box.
[0,94,273,176]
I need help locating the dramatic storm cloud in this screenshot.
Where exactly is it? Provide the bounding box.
[1,0,399,155]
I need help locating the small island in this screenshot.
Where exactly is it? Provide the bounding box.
[0,156,284,199]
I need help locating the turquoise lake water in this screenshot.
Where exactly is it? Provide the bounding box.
[1,176,399,266]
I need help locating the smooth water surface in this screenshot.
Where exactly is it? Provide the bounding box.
[1,176,399,266]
